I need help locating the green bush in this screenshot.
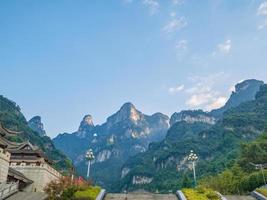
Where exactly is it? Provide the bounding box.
[74,186,101,200]
[182,187,220,200]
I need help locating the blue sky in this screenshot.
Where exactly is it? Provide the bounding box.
[0,0,267,137]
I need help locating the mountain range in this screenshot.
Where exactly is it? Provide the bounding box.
[53,102,170,190]
[1,78,265,193]
[53,79,264,191]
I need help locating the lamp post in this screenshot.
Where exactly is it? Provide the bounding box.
[85,148,95,181]
[188,150,198,187]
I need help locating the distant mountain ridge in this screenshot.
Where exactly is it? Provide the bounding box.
[53,79,264,191]
[118,81,267,192]
[53,102,170,190]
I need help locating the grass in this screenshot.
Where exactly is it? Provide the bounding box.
[74,186,101,200]
[256,188,267,197]
[182,187,220,200]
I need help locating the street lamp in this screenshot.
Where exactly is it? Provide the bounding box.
[85,148,95,180]
[188,150,198,187]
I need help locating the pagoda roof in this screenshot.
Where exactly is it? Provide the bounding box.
[0,136,21,150]
[0,123,53,164]
[0,123,22,137]
[8,168,33,184]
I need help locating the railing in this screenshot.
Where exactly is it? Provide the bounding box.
[0,182,19,200]
[176,190,187,200]
[96,189,106,200]
[251,191,267,200]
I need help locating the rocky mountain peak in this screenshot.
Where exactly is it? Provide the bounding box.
[211,79,264,117]
[77,115,94,136]
[107,102,143,125]
[235,79,264,93]
[81,114,94,127]
[28,116,46,136]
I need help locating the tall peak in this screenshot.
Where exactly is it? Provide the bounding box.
[28,116,46,136]
[235,79,264,93]
[76,114,94,138]
[120,102,136,111]
[107,102,143,125]
[81,115,94,126]
[211,79,264,117]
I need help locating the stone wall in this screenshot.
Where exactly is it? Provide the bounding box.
[10,162,61,192]
[0,147,10,183]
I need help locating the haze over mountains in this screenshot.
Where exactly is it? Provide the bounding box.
[0,78,265,193]
[53,79,264,191]
[0,78,264,192]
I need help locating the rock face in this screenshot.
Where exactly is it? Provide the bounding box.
[107,103,143,126]
[170,110,216,127]
[95,149,112,162]
[211,79,264,117]
[53,102,170,191]
[119,83,267,193]
[28,116,46,136]
[132,176,153,185]
[76,115,94,138]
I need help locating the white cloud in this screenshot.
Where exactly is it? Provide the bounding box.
[186,92,227,111]
[171,0,184,6]
[168,84,185,94]
[257,2,267,30]
[185,72,230,111]
[142,0,159,15]
[186,93,213,107]
[176,40,188,50]
[217,39,232,55]
[162,16,187,34]
[212,40,232,56]
[205,96,227,110]
[258,2,267,16]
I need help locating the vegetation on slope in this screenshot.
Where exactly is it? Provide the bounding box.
[119,84,267,193]
[200,132,267,194]
[0,95,71,172]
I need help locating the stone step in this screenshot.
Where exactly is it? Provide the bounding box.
[224,195,256,200]
[105,193,177,200]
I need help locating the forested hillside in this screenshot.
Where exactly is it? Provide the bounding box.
[0,95,71,172]
[118,84,267,193]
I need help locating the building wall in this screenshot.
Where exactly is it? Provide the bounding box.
[10,162,61,192]
[0,147,10,183]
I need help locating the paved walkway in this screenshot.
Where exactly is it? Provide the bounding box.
[224,195,255,200]
[5,192,47,200]
[105,193,177,200]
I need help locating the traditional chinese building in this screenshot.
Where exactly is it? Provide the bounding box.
[0,123,61,194]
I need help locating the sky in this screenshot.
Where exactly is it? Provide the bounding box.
[0,0,267,138]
